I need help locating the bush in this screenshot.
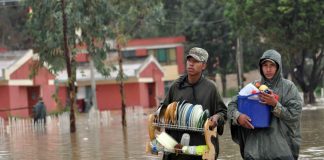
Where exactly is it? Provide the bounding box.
[226,88,239,98]
[314,87,323,97]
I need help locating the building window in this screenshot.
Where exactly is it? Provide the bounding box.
[148,48,177,65]
[122,50,136,58]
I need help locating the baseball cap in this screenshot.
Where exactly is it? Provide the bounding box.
[261,58,276,65]
[186,47,209,63]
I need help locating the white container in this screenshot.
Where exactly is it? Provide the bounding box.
[180,133,190,146]
[156,132,178,152]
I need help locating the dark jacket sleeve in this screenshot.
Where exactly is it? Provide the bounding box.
[214,87,227,120]
[212,83,227,135]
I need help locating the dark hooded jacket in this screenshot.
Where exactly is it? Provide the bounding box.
[228,49,303,160]
[162,74,227,160]
[33,100,47,123]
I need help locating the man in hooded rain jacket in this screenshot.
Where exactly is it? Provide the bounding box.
[33,97,47,124]
[161,47,227,160]
[228,49,302,160]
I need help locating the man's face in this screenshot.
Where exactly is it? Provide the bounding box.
[261,61,277,80]
[186,57,206,76]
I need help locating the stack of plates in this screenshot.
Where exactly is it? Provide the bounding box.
[197,109,209,128]
[155,104,167,123]
[175,101,209,128]
[164,102,177,124]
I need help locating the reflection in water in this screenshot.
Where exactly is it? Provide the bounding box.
[123,126,129,159]
[299,108,324,159]
[0,107,323,160]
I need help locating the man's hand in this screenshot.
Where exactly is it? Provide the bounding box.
[258,90,278,107]
[237,114,254,129]
[210,114,225,135]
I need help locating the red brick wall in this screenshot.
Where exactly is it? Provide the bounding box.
[0,86,10,118]
[139,62,165,104]
[96,83,150,110]
[8,86,29,118]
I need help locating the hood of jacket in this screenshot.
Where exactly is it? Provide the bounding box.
[259,49,283,87]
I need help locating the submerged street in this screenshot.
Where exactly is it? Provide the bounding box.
[0,105,324,160]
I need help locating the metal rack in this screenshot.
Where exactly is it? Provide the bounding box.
[152,122,204,132]
[147,113,216,160]
[153,101,209,133]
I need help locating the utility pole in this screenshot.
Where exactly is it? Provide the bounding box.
[236,37,244,90]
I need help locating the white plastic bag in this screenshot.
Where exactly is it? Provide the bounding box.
[238,83,259,96]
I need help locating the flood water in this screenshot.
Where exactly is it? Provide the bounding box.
[0,106,324,160]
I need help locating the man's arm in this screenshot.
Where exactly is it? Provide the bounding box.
[210,87,227,134]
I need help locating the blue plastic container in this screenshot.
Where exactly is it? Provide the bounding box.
[238,94,271,128]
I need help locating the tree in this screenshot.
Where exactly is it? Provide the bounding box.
[106,0,164,126]
[225,0,324,104]
[24,0,115,132]
[24,0,164,129]
[0,4,31,49]
[158,0,238,96]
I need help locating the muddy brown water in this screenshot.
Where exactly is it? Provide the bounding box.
[0,107,323,160]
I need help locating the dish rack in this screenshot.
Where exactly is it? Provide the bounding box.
[146,101,217,160]
[152,123,204,132]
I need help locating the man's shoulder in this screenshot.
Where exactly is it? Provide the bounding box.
[202,77,216,86]
[199,77,218,91]
[282,78,295,86]
[170,74,187,87]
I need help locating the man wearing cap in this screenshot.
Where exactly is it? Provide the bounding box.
[161,47,227,160]
[228,49,302,159]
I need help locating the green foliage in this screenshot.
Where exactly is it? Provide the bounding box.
[158,0,265,78]
[23,0,163,74]
[225,0,324,103]
[226,88,239,98]
[109,0,164,39]
[153,0,266,97]
[24,0,110,75]
[225,0,323,57]
[0,5,30,49]
[314,87,323,97]
[158,0,237,77]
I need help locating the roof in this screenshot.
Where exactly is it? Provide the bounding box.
[55,55,163,84]
[123,36,186,51]
[126,36,186,47]
[55,63,141,82]
[0,50,32,80]
[0,49,164,85]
